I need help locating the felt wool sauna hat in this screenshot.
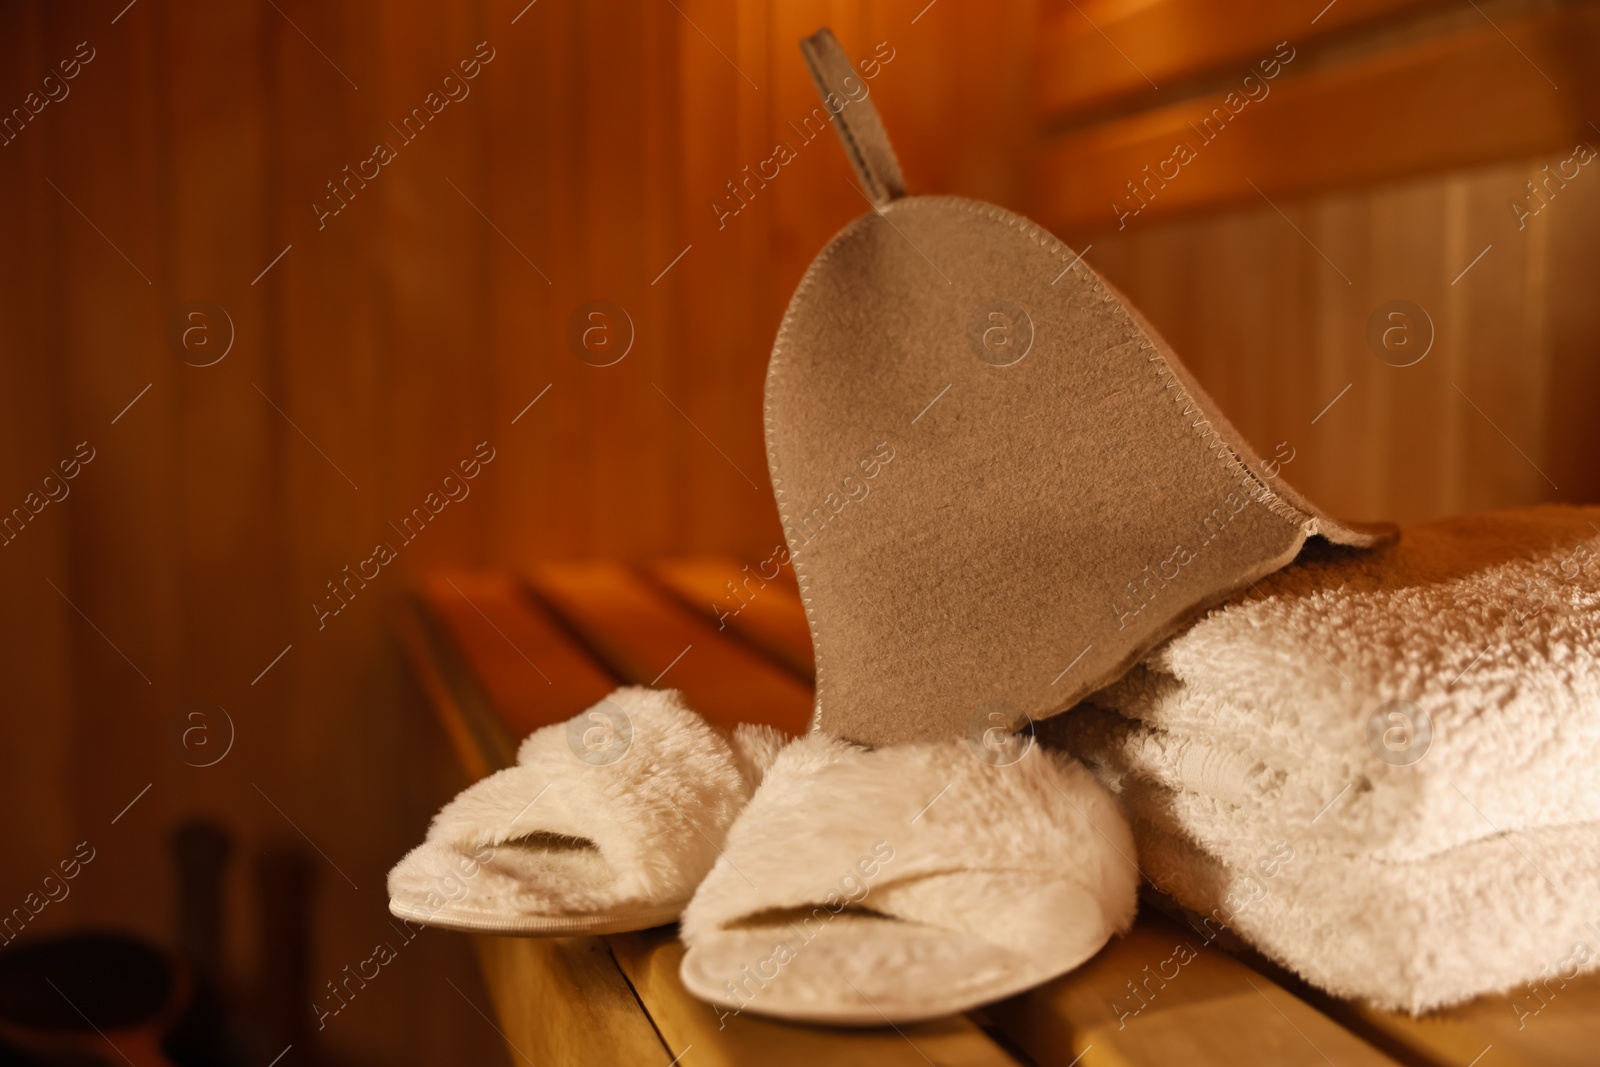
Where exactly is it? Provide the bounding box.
[768,29,1393,747]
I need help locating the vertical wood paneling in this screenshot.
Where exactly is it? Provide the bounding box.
[46,0,177,943]
[582,0,669,556]
[153,0,282,987]
[1541,152,1600,502]
[673,0,769,548]
[480,0,560,563]
[1082,156,1598,526]
[526,0,591,560]
[641,0,691,550]
[380,0,490,565]
[264,3,430,1062]
[0,0,77,926]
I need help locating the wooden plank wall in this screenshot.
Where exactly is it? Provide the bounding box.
[1082,159,1600,524]
[2,0,1596,1060]
[1033,0,1600,523]
[0,1,1032,1062]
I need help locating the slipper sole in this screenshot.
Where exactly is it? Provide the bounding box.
[679,908,1112,1025]
[388,896,685,936]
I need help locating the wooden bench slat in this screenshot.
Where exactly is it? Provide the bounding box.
[418,571,619,747]
[1344,972,1600,1067]
[1140,887,1600,1066]
[985,911,1403,1066]
[648,556,815,679]
[397,601,510,780]
[402,580,674,1066]
[474,935,672,1066]
[609,929,1025,1067]
[527,560,815,736]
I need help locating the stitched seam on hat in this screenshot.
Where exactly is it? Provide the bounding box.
[766,214,880,734]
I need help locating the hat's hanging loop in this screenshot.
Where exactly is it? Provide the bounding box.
[800,28,907,206]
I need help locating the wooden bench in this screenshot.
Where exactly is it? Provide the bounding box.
[399,559,1599,1066]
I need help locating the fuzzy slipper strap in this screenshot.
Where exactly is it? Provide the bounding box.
[680,734,1138,958]
[390,688,785,926]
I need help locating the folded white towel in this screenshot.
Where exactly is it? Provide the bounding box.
[1068,505,1600,863]
[1053,505,1600,1011]
[1132,812,1600,1014]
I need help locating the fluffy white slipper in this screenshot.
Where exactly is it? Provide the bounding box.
[678,733,1138,1024]
[388,687,785,935]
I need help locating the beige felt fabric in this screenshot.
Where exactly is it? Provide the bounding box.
[765,190,1387,746]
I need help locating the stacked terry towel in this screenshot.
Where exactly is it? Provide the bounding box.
[1052,505,1600,1013]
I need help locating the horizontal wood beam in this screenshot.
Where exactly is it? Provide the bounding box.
[1035,0,1443,120]
[1035,3,1600,233]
